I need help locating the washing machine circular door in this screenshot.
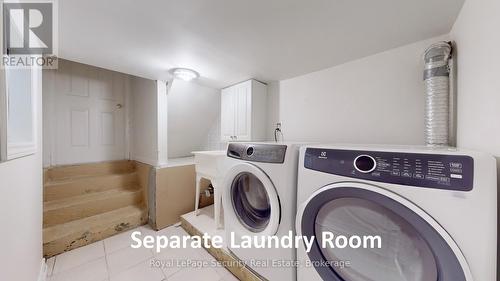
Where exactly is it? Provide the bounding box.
[296,182,472,281]
[223,163,280,236]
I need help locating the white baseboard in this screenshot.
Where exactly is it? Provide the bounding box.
[37,258,48,281]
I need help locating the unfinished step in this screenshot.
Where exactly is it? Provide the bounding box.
[43,187,143,228]
[44,172,138,201]
[46,160,136,181]
[43,205,147,257]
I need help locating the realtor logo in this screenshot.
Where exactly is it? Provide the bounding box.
[1,0,57,68]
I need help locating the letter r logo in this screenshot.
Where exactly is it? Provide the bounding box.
[3,2,53,55]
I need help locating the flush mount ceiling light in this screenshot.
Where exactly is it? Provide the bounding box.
[171,68,199,81]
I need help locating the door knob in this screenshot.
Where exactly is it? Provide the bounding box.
[116,103,123,109]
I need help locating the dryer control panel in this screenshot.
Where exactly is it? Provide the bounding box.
[304,148,474,191]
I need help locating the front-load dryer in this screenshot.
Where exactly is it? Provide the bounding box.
[296,145,497,281]
[222,142,302,280]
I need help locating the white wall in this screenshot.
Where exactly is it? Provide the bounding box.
[279,35,449,144]
[157,80,168,166]
[129,76,159,166]
[451,1,500,275]
[0,68,43,281]
[451,0,500,163]
[167,79,221,158]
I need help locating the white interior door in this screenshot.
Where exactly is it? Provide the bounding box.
[51,61,127,165]
[220,87,236,141]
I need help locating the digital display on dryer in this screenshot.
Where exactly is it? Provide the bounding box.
[304,148,474,191]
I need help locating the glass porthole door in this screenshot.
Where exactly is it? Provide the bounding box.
[223,163,281,236]
[231,172,272,232]
[297,182,472,281]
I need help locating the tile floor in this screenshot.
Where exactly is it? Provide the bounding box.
[46,224,238,281]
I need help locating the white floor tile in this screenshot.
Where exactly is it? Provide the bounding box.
[106,244,153,275]
[104,229,138,254]
[167,266,221,281]
[50,257,108,281]
[216,268,239,281]
[104,224,158,254]
[156,225,188,237]
[152,234,200,258]
[154,240,200,259]
[157,258,182,279]
[53,241,105,274]
[47,224,234,281]
[155,246,219,278]
[109,260,165,281]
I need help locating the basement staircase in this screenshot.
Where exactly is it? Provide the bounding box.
[43,160,148,257]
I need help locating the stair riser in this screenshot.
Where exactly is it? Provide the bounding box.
[43,211,147,257]
[44,173,138,201]
[47,161,136,181]
[44,192,143,227]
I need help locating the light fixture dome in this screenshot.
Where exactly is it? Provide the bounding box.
[171,68,199,81]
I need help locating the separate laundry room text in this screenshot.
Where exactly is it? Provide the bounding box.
[130,230,382,253]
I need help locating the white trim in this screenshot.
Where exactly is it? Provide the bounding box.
[222,163,280,236]
[0,67,6,159]
[37,258,48,281]
[296,182,473,281]
[6,141,37,158]
[44,68,57,167]
[124,74,131,160]
[156,80,168,165]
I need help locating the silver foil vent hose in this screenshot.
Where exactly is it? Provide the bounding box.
[423,42,453,146]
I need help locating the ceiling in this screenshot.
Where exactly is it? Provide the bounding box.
[58,0,464,88]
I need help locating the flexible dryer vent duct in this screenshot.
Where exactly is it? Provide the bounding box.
[423,41,452,146]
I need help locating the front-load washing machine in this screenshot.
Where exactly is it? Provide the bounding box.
[296,145,497,281]
[222,142,301,280]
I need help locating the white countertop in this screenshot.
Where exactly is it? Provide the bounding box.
[164,156,195,167]
[191,150,226,156]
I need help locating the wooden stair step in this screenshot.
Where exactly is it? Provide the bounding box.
[44,172,138,201]
[43,188,143,228]
[46,160,135,181]
[43,205,147,258]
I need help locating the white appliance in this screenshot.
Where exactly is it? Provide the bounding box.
[296,145,497,281]
[222,142,301,280]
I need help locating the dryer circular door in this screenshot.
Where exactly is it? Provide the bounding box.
[296,182,472,281]
[223,163,280,236]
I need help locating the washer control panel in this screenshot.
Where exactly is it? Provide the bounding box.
[304,148,474,191]
[228,143,287,163]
